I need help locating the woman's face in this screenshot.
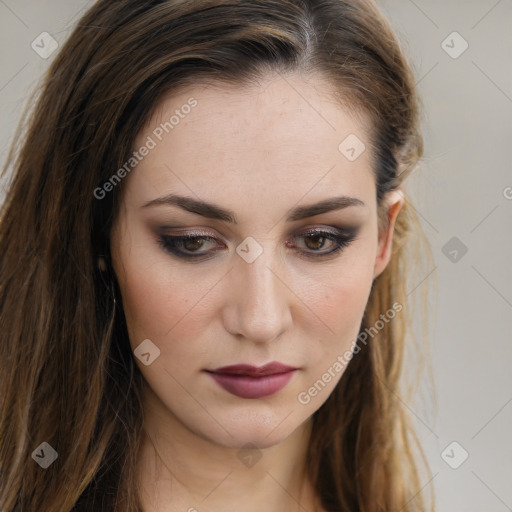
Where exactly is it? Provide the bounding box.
[110,71,402,449]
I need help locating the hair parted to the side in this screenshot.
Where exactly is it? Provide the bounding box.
[0,1,435,510]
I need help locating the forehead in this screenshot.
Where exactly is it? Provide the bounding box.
[128,71,376,212]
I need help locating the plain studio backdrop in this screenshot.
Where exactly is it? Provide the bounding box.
[1,1,511,510]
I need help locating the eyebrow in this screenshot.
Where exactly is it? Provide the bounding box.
[141,193,365,223]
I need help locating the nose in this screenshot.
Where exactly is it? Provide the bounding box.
[222,243,293,344]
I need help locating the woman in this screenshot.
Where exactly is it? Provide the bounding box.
[0,0,434,510]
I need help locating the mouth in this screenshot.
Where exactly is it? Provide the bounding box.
[204,362,298,399]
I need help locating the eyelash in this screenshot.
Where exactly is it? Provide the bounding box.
[157,228,358,261]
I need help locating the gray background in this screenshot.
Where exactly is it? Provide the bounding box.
[1,1,511,510]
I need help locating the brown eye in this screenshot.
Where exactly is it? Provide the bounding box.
[158,227,358,261]
[158,234,219,259]
[291,227,359,258]
[303,233,330,251]
[182,237,206,251]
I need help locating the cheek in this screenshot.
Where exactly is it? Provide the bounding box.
[302,248,377,361]
[115,242,211,365]
[315,248,376,324]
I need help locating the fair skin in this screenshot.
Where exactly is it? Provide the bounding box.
[110,71,403,511]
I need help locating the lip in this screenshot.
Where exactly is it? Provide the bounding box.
[204,362,297,399]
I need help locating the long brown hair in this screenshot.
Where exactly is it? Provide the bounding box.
[0,0,435,510]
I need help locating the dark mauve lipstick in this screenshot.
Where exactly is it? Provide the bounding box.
[204,362,297,399]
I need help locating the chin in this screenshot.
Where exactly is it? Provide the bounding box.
[207,428,292,451]
[194,405,310,450]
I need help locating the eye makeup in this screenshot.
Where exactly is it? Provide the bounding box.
[156,225,360,262]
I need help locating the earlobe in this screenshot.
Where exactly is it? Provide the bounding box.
[98,257,107,271]
[373,189,405,279]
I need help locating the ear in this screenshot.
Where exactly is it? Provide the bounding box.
[373,189,405,279]
[98,256,107,271]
